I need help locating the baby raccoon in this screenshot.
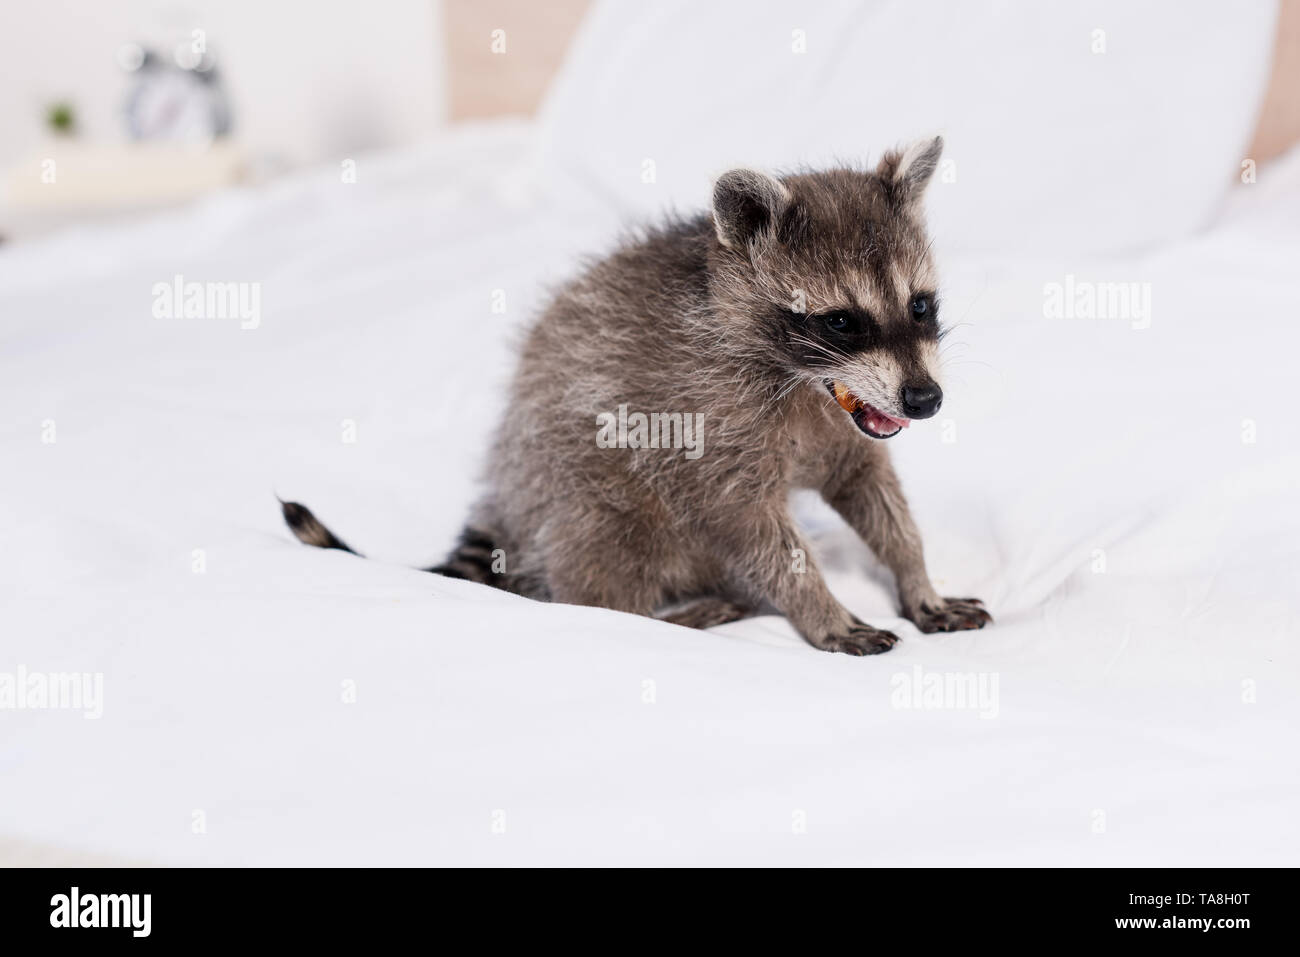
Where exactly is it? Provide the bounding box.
[284,135,990,654]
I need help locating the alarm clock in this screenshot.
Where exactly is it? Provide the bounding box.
[122,47,231,146]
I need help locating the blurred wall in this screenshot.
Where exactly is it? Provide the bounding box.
[0,0,445,168]
[444,0,589,121]
[4,0,1293,174]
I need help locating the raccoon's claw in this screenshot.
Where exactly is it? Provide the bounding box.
[908,597,992,634]
[817,620,900,655]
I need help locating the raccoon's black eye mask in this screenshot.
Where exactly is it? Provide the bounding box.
[814,294,935,333]
[780,294,940,368]
[786,306,875,359]
[768,294,943,441]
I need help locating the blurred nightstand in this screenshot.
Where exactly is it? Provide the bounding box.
[0,141,247,242]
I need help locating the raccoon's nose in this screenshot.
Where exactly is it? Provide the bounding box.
[901,384,943,419]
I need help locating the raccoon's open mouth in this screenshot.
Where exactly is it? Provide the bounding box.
[825,381,911,439]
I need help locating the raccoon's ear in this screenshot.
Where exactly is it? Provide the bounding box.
[879,135,944,203]
[712,169,790,250]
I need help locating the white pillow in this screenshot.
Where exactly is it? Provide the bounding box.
[536,0,1277,257]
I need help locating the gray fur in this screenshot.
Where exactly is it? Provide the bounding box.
[452,137,989,652]
[286,137,991,654]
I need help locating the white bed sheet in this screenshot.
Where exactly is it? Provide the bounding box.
[1,120,1297,866]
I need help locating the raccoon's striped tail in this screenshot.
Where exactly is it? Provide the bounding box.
[426,528,499,584]
[280,498,502,586]
[280,499,362,556]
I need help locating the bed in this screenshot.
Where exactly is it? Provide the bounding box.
[2,0,1297,866]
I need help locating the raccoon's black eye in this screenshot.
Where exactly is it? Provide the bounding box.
[822,311,855,333]
[910,294,933,320]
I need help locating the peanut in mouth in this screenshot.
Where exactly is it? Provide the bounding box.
[831,380,862,415]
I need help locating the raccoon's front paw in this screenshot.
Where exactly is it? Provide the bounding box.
[907,597,991,633]
[815,619,900,656]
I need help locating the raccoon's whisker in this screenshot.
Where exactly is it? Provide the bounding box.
[949,285,987,329]
[937,340,974,360]
[751,371,808,419]
[936,346,979,370]
[909,238,938,285]
[786,333,845,365]
[937,320,978,345]
[943,357,995,372]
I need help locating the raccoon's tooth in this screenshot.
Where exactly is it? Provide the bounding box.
[832,381,859,415]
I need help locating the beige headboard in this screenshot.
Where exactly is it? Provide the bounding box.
[444,0,591,121]
[1251,0,1300,163]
